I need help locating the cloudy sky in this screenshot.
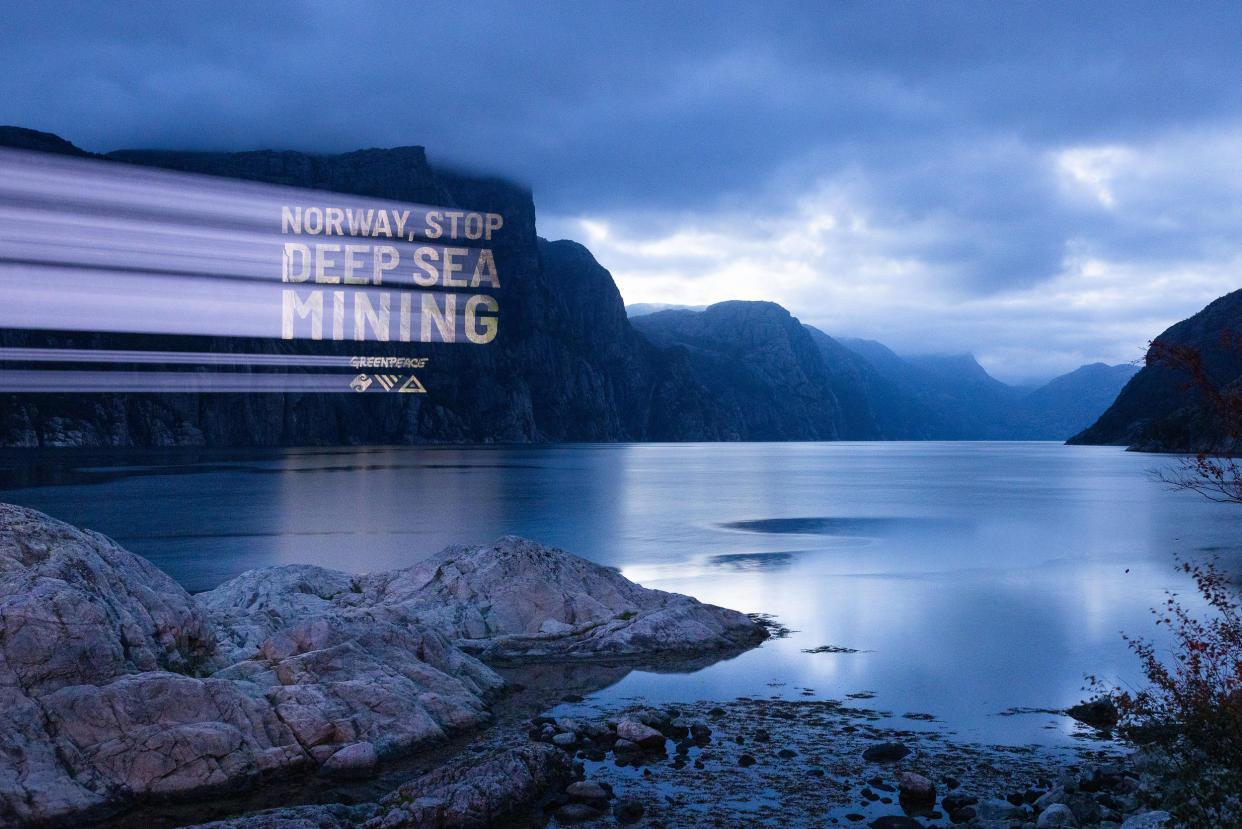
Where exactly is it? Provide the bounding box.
[4,1,1241,382]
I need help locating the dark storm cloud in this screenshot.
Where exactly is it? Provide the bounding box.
[4,1,1242,377]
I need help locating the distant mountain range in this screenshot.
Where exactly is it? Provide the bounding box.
[0,127,1138,446]
[632,306,1137,440]
[1069,288,1242,453]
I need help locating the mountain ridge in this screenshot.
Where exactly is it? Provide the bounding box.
[0,127,1137,447]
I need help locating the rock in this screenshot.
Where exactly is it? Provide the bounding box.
[554,802,602,823]
[322,742,378,777]
[1120,812,1172,829]
[565,780,610,802]
[360,537,768,661]
[0,503,220,696]
[371,743,572,828]
[738,754,756,767]
[616,719,666,749]
[184,803,379,828]
[552,732,577,748]
[868,817,925,828]
[1037,803,1079,828]
[690,721,712,740]
[863,742,911,762]
[974,798,1020,820]
[948,805,977,823]
[0,507,767,828]
[1064,792,1103,824]
[196,564,359,662]
[1034,787,1068,811]
[941,793,978,813]
[614,797,645,824]
[613,738,640,754]
[897,771,936,805]
[1066,697,1119,728]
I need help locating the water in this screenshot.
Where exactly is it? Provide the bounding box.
[1,441,1237,746]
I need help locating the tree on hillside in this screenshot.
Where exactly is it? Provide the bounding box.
[1101,329,1242,825]
[1149,331,1242,503]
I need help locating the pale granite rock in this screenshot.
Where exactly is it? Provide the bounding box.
[0,502,219,695]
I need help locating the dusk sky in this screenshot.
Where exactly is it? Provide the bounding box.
[4,1,1242,382]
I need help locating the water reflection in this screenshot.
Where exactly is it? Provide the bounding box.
[0,441,1238,745]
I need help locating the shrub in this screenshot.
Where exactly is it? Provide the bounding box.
[1102,557,1242,825]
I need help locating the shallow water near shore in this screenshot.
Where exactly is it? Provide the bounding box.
[1,441,1237,748]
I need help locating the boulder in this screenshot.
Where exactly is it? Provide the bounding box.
[1037,803,1079,828]
[355,536,768,660]
[862,742,911,762]
[1120,812,1172,829]
[616,719,667,749]
[897,770,936,805]
[365,743,572,828]
[0,503,219,695]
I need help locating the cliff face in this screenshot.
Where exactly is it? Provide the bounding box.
[0,130,731,446]
[1069,288,1242,452]
[632,302,854,440]
[0,127,1151,447]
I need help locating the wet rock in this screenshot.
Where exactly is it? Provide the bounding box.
[948,805,976,823]
[566,780,610,803]
[616,719,666,749]
[370,743,572,828]
[1034,787,1068,811]
[1119,811,1172,828]
[1064,791,1103,824]
[1037,803,1079,827]
[690,721,712,740]
[553,801,602,824]
[1066,697,1118,728]
[897,771,936,805]
[614,797,644,824]
[738,754,757,767]
[974,797,1020,820]
[863,741,911,762]
[868,817,925,828]
[941,793,978,813]
[185,803,378,828]
[552,732,577,748]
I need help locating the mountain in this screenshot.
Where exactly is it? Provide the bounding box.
[1014,362,1139,441]
[626,303,708,317]
[834,338,1136,441]
[836,339,1019,439]
[1069,288,1242,452]
[801,327,937,439]
[0,127,739,446]
[0,126,1140,447]
[630,302,862,439]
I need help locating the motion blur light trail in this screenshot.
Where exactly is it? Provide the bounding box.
[0,148,504,392]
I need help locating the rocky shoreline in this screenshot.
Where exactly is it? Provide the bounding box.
[0,502,761,827]
[0,502,1174,828]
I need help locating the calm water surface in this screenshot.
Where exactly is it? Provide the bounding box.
[2,442,1237,747]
